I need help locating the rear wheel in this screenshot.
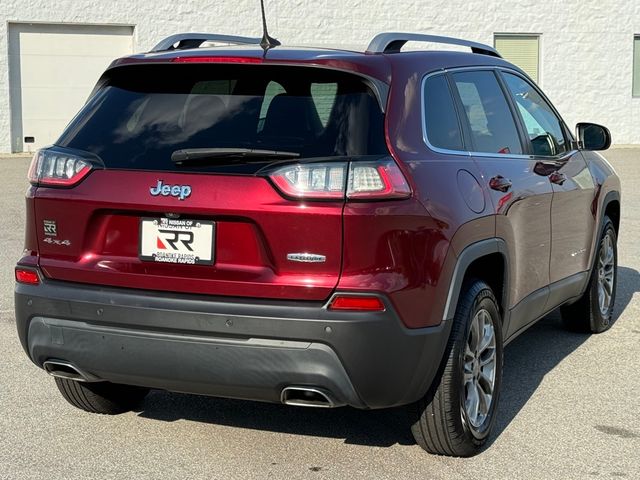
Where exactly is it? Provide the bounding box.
[409,280,503,457]
[55,378,149,414]
[561,217,617,333]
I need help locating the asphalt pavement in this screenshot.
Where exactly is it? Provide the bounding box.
[0,151,638,480]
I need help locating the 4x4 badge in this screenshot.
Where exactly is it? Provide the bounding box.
[43,237,71,246]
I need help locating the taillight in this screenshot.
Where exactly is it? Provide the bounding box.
[28,148,97,187]
[15,268,40,285]
[268,158,411,201]
[328,295,385,311]
[347,160,411,199]
[270,162,347,199]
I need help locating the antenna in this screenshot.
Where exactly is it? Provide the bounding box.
[259,0,280,53]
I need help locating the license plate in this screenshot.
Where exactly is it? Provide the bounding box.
[139,218,215,265]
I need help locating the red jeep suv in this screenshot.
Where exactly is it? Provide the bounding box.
[15,32,620,456]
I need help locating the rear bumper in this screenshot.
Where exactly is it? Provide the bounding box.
[15,278,451,409]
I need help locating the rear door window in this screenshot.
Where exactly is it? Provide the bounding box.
[452,70,523,155]
[57,64,388,173]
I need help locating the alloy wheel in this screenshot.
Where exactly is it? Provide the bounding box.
[463,308,497,430]
[597,231,615,317]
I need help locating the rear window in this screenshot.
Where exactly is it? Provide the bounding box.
[57,64,387,173]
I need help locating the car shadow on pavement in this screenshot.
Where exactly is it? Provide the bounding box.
[611,266,639,323]
[136,266,640,449]
[137,392,415,447]
[490,265,639,446]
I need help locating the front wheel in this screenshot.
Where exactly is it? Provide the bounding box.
[409,279,503,457]
[561,217,617,333]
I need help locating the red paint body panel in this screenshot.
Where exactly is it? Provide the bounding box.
[33,170,344,300]
[22,186,39,263]
[338,198,449,328]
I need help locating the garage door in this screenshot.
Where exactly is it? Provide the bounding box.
[8,23,134,152]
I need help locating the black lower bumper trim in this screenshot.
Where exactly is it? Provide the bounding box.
[15,279,452,409]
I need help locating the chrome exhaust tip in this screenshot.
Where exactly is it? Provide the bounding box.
[43,360,96,382]
[280,386,338,408]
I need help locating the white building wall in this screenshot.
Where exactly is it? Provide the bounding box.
[2,0,640,152]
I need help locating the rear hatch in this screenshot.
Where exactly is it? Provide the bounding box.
[29,62,389,301]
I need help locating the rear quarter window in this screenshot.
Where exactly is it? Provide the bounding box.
[423,74,464,151]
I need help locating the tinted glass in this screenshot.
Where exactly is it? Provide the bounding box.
[503,73,568,156]
[57,64,387,173]
[257,81,286,131]
[453,71,522,155]
[311,82,338,127]
[423,74,463,151]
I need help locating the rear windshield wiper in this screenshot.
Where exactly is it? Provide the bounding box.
[171,148,300,164]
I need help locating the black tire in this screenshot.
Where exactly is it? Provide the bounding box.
[55,378,149,414]
[409,279,503,457]
[561,217,617,334]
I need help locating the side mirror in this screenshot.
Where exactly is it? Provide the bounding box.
[576,123,611,151]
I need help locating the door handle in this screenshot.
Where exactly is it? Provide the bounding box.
[549,172,567,185]
[489,175,512,192]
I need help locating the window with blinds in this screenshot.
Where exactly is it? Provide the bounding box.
[494,35,540,84]
[634,36,640,97]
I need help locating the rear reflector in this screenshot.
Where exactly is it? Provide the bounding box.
[328,295,385,311]
[15,268,40,285]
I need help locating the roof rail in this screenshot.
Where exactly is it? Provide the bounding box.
[150,33,262,53]
[366,32,501,58]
